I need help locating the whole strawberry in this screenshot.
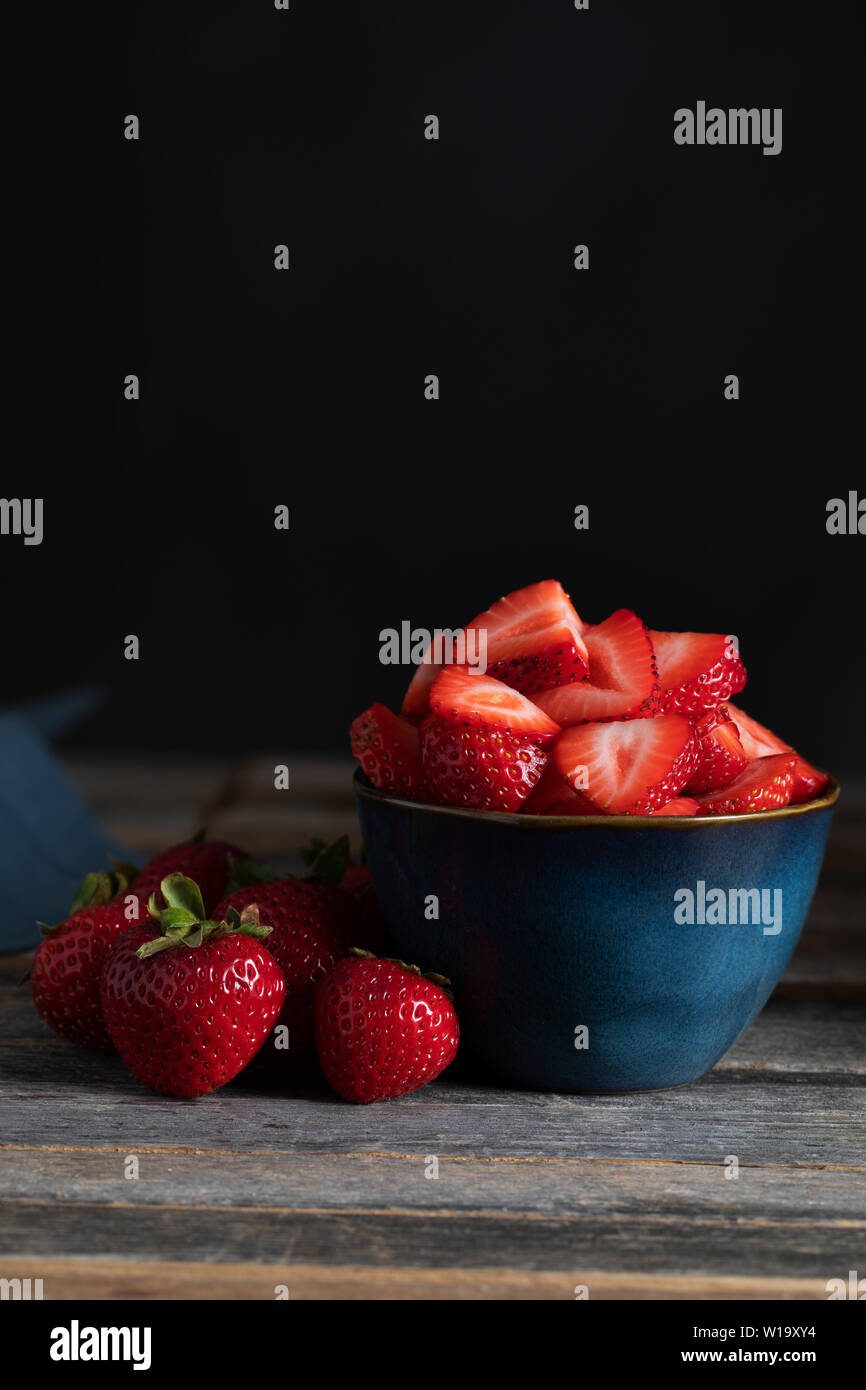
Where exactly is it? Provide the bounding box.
[315,950,459,1104]
[214,876,366,1061]
[301,838,386,954]
[132,838,247,916]
[101,874,285,1098]
[30,865,147,1051]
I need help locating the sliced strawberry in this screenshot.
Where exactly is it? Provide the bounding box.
[401,633,458,720]
[694,753,796,815]
[727,703,829,805]
[421,715,547,813]
[522,762,596,815]
[553,713,699,815]
[464,579,589,693]
[726,703,787,758]
[686,704,747,794]
[650,629,746,715]
[534,609,659,725]
[653,796,701,816]
[429,666,561,747]
[350,703,427,798]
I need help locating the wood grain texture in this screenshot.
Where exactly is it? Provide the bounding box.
[2,1200,863,1280]
[0,1259,835,1301]
[1,1149,863,1222]
[2,758,863,1299]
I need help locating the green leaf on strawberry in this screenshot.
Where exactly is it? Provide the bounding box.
[136,874,274,959]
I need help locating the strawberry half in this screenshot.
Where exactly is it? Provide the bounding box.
[650,629,746,715]
[553,713,699,814]
[534,609,659,725]
[694,753,796,815]
[726,703,829,805]
[421,715,548,813]
[522,762,596,815]
[653,796,701,816]
[429,666,560,746]
[350,702,427,798]
[685,704,747,794]
[464,579,589,693]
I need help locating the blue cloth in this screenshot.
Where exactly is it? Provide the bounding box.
[0,694,137,952]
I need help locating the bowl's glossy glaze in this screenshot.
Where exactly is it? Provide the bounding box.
[355,773,839,1092]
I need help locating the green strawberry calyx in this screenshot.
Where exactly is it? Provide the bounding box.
[38,862,142,940]
[226,833,352,894]
[136,873,273,959]
[349,947,453,999]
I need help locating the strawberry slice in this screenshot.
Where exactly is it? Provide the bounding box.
[421,716,547,813]
[694,753,796,815]
[522,763,596,815]
[553,713,699,814]
[686,704,747,794]
[429,666,561,747]
[464,579,589,693]
[534,609,659,725]
[653,796,701,816]
[350,703,427,798]
[727,703,829,805]
[650,629,746,715]
[401,633,458,720]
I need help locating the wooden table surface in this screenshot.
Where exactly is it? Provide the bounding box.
[1,755,864,1300]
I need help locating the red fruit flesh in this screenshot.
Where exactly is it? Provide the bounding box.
[350,702,427,798]
[727,703,829,805]
[464,579,589,693]
[100,923,285,1098]
[314,955,459,1104]
[429,666,560,746]
[686,704,747,794]
[401,633,458,720]
[553,712,699,815]
[694,753,796,816]
[421,715,548,813]
[653,796,701,816]
[522,762,597,815]
[650,629,746,715]
[535,609,659,725]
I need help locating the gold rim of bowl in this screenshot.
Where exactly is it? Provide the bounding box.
[353,770,840,830]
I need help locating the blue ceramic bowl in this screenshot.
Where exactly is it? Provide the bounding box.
[354,772,839,1092]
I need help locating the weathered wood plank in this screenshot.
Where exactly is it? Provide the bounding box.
[0,1258,832,1301]
[0,1148,862,1224]
[59,757,236,853]
[1,1200,861,1280]
[1,984,863,1163]
[715,999,866,1073]
[0,1067,863,1165]
[205,805,362,857]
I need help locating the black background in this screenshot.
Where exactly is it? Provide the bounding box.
[7,1,863,772]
